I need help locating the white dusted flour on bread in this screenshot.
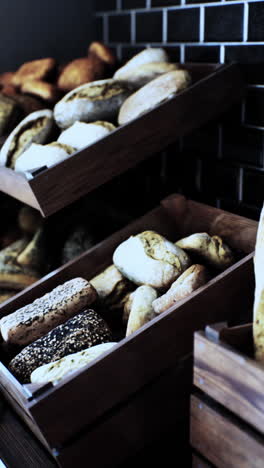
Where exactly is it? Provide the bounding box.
[0,109,54,169]
[114,62,179,89]
[14,142,76,173]
[253,204,264,362]
[113,230,191,290]
[31,342,117,384]
[114,48,169,80]
[58,121,116,151]
[125,285,157,336]
[118,70,191,125]
[54,78,132,129]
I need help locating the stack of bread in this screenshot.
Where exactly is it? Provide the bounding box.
[0,46,191,174]
[0,227,235,387]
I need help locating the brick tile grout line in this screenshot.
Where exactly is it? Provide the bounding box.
[243,2,249,42]
[163,8,168,44]
[131,11,136,43]
[200,6,205,43]
[238,167,244,202]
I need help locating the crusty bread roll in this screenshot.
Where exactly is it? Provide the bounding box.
[0,94,22,137]
[152,264,208,315]
[0,72,15,86]
[21,80,60,103]
[12,58,57,87]
[54,79,132,129]
[0,109,54,169]
[57,56,105,92]
[31,342,116,384]
[57,121,116,151]
[253,205,264,362]
[125,285,157,336]
[118,70,191,125]
[9,309,112,383]
[176,233,234,270]
[114,48,169,80]
[0,277,97,346]
[114,62,179,89]
[90,264,133,310]
[113,231,191,290]
[14,142,76,173]
[88,42,116,66]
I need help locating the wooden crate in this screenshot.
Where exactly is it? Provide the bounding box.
[0,193,257,467]
[0,63,244,217]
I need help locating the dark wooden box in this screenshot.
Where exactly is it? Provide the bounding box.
[0,63,244,217]
[192,322,264,467]
[0,194,257,467]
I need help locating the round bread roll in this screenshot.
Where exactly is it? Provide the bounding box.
[118,70,191,125]
[125,285,157,336]
[176,233,234,270]
[0,94,22,138]
[54,79,132,129]
[57,121,116,151]
[31,342,117,384]
[14,142,76,173]
[113,231,191,290]
[114,48,169,80]
[0,109,54,169]
[90,264,133,310]
[114,62,179,89]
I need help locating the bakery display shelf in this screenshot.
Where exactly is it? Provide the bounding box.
[0,63,244,217]
[0,193,257,468]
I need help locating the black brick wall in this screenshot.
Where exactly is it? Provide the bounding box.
[95,0,264,221]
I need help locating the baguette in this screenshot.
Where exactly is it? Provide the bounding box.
[152,264,208,315]
[0,277,97,346]
[9,309,112,383]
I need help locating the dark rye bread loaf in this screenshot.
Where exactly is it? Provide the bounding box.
[9,309,112,383]
[0,278,97,347]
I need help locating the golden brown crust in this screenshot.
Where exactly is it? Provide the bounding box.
[12,58,57,87]
[88,42,116,66]
[20,80,60,102]
[1,85,18,97]
[57,56,105,92]
[0,72,16,86]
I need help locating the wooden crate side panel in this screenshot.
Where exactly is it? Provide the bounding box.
[194,333,264,434]
[28,255,254,447]
[191,394,264,468]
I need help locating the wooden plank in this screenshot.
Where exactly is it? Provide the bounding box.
[0,63,244,217]
[191,394,264,468]
[194,331,264,434]
[0,167,39,210]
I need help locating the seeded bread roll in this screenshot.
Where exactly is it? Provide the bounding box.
[14,142,76,173]
[31,342,117,384]
[0,277,97,346]
[114,62,179,89]
[90,264,133,310]
[9,309,112,383]
[54,79,132,129]
[0,109,54,169]
[118,70,191,125]
[125,285,157,336]
[176,233,234,270]
[113,231,191,290]
[58,121,116,151]
[114,48,169,80]
[152,264,208,315]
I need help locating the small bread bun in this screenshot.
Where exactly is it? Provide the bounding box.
[21,80,60,103]
[90,264,133,310]
[0,109,54,169]
[114,48,169,80]
[58,120,116,150]
[88,42,116,66]
[57,56,105,92]
[125,285,157,336]
[12,58,57,87]
[14,142,76,173]
[118,70,191,125]
[114,62,179,89]
[0,94,22,137]
[54,78,132,129]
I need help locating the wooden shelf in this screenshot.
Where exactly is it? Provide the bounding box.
[0,63,244,217]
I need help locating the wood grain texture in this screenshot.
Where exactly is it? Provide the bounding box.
[0,195,256,450]
[194,329,264,435]
[0,64,244,217]
[191,394,264,468]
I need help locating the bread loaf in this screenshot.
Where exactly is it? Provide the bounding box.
[54,79,132,129]
[176,233,234,270]
[118,70,191,125]
[114,62,179,89]
[31,342,116,384]
[125,285,157,336]
[57,121,116,151]
[12,58,57,87]
[0,277,97,346]
[57,56,105,92]
[152,264,208,315]
[253,205,264,362]
[9,309,112,383]
[21,80,60,103]
[0,109,54,169]
[90,264,133,310]
[114,48,169,80]
[88,42,116,66]
[14,142,76,173]
[113,231,191,290]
